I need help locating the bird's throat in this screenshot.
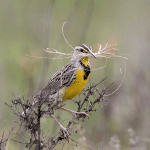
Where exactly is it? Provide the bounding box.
[81,56,89,66]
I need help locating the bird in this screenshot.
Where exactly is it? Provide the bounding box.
[33,44,97,139]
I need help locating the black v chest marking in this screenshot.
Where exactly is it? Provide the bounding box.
[79,60,91,80]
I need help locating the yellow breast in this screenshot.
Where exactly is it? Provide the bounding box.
[61,69,89,100]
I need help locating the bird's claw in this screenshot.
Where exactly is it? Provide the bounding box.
[80,112,89,119]
[60,126,71,143]
[73,112,89,119]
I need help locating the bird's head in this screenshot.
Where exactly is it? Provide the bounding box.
[71,44,97,63]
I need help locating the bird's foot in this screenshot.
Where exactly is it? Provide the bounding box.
[72,111,89,119]
[60,126,71,143]
[51,114,71,142]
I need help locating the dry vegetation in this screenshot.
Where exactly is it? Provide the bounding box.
[1,78,112,150]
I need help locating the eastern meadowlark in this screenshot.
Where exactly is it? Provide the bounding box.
[33,44,97,138]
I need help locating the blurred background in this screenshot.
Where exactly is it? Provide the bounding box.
[0,0,150,149]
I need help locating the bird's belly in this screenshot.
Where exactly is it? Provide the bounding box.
[62,69,89,100]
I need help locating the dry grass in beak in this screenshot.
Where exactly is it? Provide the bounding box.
[26,43,129,62]
[94,43,129,60]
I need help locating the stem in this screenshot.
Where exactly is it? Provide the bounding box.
[37,101,41,150]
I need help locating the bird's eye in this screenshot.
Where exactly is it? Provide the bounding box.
[80,49,84,52]
[80,49,87,53]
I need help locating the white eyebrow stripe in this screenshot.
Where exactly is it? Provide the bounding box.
[82,44,91,51]
[74,46,85,50]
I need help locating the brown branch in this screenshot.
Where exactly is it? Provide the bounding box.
[4,77,112,150]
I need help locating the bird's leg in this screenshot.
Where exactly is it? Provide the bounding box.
[50,114,70,142]
[59,107,89,119]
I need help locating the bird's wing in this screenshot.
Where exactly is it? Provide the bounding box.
[38,62,77,98]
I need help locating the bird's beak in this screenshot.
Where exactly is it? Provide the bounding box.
[89,51,97,59]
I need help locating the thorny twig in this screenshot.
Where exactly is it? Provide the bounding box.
[0,120,15,150]
[4,78,112,150]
